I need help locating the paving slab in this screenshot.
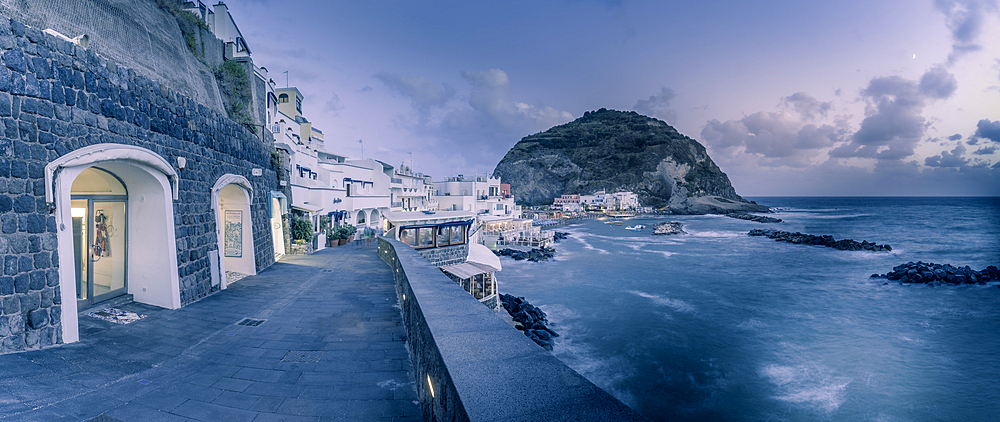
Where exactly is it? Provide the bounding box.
[0,246,419,421]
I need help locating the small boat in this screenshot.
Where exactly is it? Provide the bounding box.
[605,220,622,225]
[624,225,645,231]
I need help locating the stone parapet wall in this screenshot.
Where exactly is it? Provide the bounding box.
[377,237,649,421]
[0,17,277,353]
[416,244,468,267]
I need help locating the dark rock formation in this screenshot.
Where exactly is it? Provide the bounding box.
[553,232,570,242]
[726,212,782,223]
[871,262,1000,285]
[495,247,555,262]
[652,222,685,235]
[493,109,767,214]
[501,294,559,351]
[748,229,891,251]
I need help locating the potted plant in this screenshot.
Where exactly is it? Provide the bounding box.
[345,225,357,243]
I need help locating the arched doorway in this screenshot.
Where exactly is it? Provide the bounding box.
[369,209,380,229]
[46,144,180,344]
[70,167,128,308]
[212,175,256,288]
[357,209,367,225]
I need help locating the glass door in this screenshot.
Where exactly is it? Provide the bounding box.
[72,167,128,309]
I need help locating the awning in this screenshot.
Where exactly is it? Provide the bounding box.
[268,191,287,215]
[467,243,501,271]
[440,262,496,280]
[290,204,323,213]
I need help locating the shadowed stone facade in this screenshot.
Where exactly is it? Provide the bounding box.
[0,18,278,354]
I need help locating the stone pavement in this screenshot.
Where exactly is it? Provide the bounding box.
[0,245,420,421]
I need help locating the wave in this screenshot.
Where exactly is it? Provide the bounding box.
[760,363,851,413]
[573,235,609,254]
[626,290,695,313]
[686,230,745,238]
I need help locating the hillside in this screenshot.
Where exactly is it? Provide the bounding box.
[493,109,766,214]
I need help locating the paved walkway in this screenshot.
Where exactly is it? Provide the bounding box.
[0,245,419,422]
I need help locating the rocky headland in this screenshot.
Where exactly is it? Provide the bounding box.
[495,247,556,262]
[748,229,892,252]
[652,221,685,235]
[872,262,1000,285]
[501,294,559,351]
[726,212,782,223]
[493,109,768,215]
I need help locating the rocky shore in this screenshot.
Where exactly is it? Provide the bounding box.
[495,247,556,262]
[553,232,570,242]
[652,221,685,235]
[748,229,892,251]
[871,261,1000,285]
[726,212,782,223]
[501,294,559,351]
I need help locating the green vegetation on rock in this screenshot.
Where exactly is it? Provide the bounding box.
[213,61,254,127]
[493,108,766,214]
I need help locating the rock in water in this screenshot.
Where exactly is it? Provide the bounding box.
[493,109,768,214]
[652,221,685,235]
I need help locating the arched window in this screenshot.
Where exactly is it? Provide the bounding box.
[278,94,289,103]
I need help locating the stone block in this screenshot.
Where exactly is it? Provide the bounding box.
[29,271,45,291]
[49,305,59,325]
[19,291,39,311]
[2,295,19,315]
[27,308,47,329]
[24,329,38,348]
[3,48,26,72]
[0,276,12,295]
[0,92,9,117]
[13,194,33,212]
[1,333,25,353]
[18,255,33,273]
[1,215,15,234]
[0,196,10,213]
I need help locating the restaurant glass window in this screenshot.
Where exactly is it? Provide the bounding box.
[418,227,434,248]
[400,228,416,246]
[437,226,451,246]
[450,225,464,244]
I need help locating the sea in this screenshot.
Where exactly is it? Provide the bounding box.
[497,197,1000,422]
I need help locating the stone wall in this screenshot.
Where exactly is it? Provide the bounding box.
[0,18,278,353]
[416,244,468,267]
[377,237,649,421]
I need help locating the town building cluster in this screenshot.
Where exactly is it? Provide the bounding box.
[552,190,641,213]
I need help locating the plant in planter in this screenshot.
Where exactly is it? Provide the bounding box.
[290,216,314,243]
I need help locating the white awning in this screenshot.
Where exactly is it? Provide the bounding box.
[290,204,323,213]
[467,243,501,272]
[440,262,496,280]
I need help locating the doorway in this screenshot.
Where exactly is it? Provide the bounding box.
[71,167,128,308]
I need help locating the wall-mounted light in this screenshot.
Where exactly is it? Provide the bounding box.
[252,168,263,176]
[177,157,186,169]
[426,374,435,398]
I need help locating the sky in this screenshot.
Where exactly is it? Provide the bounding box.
[231,0,1000,196]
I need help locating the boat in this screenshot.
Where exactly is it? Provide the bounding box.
[624,225,645,231]
[604,220,622,225]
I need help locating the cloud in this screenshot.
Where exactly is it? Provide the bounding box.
[782,92,832,120]
[701,104,847,168]
[358,86,373,93]
[832,66,957,160]
[925,142,968,167]
[973,145,997,155]
[948,133,963,140]
[975,118,1000,142]
[322,93,343,114]
[934,0,999,63]
[373,72,456,114]
[633,87,678,123]
[454,69,574,136]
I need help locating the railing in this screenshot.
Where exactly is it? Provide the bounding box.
[377,237,648,421]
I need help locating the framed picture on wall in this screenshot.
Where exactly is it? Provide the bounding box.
[224,210,242,257]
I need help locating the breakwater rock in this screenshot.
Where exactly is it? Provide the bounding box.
[872,262,1000,285]
[495,247,556,262]
[726,212,782,223]
[748,229,892,251]
[653,222,685,235]
[501,294,559,351]
[554,232,570,242]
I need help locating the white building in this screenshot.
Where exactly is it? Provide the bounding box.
[553,194,582,212]
[433,175,520,218]
[390,164,437,212]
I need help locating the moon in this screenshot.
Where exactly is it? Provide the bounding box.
[912,53,916,59]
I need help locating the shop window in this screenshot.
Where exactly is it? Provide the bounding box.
[400,228,416,246]
[450,225,464,244]
[418,227,434,248]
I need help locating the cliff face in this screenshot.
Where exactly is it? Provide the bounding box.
[493,109,766,214]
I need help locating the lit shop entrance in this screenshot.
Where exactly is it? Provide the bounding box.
[71,167,128,308]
